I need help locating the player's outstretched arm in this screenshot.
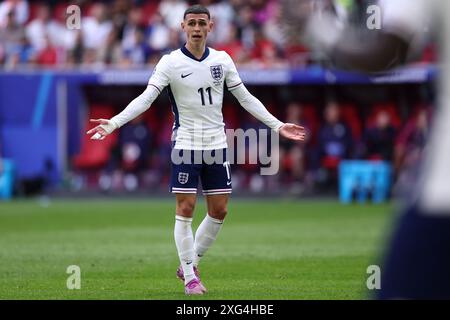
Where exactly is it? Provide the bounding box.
[86,84,161,140]
[230,84,306,141]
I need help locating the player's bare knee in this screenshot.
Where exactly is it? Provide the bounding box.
[178,205,195,217]
[177,199,196,217]
[209,208,227,220]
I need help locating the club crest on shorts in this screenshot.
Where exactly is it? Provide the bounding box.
[178,172,189,184]
[210,65,223,84]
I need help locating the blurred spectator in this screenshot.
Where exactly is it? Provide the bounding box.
[66,30,84,66]
[215,24,248,64]
[0,44,4,64]
[122,28,152,66]
[284,43,310,67]
[393,107,431,197]
[210,0,235,43]
[153,112,175,189]
[0,9,25,67]
[262,1,285,49]
[97,27,122,65]
[105,115,152,191]
[318,101,353,162]
[158,0,187,31]
[234,5,255,50]
[0,0,29,28]
[160,28,182,56]
[199,0,234,45]
[279,102,310,192]
[251,0,277,25]
[236,113,268,192]
[249,26,286,68]
[119,115,152,172]
[315,101,353,189]
[8,33,35,66]
[110,0,132,39]
[25,4,63,52]
[121,7,144,53]
[35,34,58,66]
[147,12,170,52]
[53,7,78,55]
[395,108,430,174]
[361,110,397,161]
[82,3,113,50]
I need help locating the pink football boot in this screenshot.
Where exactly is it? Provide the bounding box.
[177,265,207,293]
[184,278,206,295]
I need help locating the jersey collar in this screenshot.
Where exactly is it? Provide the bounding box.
[181,44,210,62]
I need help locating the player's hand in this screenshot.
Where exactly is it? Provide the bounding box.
[279,123,306,141]
[86,119,118,140]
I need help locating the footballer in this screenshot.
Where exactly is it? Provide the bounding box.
[87,4,305,295]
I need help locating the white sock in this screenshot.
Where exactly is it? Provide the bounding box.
[174,215,196,284]
[193,214,224,267]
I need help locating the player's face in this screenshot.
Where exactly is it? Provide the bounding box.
[182,14,213,46]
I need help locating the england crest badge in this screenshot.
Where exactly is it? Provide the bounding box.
[178,172,189,184]
[210,65,223,85]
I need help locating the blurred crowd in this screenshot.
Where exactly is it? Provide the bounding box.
[0,0,437,69]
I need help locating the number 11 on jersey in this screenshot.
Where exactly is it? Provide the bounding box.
[198,87,213,106]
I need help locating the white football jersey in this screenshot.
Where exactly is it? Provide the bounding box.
[148,46,243,150]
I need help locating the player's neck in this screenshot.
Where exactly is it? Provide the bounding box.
[185,42,207,60]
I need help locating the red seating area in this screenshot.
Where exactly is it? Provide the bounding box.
[72,104,118,170]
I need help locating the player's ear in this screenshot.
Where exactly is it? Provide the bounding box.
[208,20,214,32]
[181,21,185,31]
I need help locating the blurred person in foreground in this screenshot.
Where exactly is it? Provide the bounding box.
[86,4,305,295]
[281,0,450,299]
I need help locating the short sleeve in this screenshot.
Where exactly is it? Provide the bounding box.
[224,52,243,91]
[148,54,171,92]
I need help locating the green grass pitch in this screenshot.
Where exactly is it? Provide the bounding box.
[0,198,393,300]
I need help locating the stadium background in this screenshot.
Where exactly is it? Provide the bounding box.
[0,0,437,299]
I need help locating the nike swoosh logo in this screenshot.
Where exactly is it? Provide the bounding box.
[186,261,193,265]
[227,181,232,186]
[181,72,193,78]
